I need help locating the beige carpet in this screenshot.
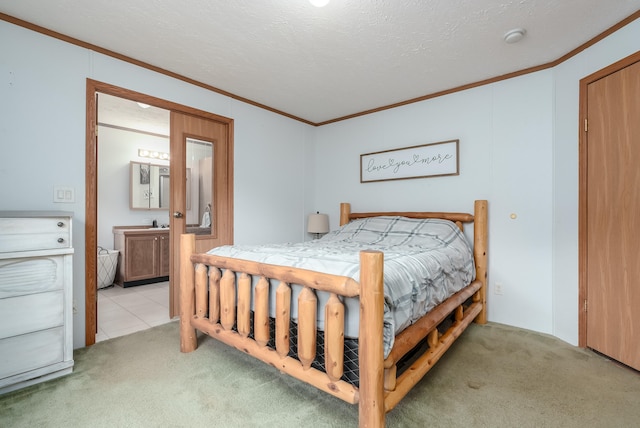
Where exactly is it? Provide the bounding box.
[1,321,639,427]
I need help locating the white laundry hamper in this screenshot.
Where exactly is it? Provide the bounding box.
[97,247,119,289]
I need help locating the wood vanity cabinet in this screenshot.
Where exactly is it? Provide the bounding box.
[113,228,170,287]
[0,211,74,394]
[158,232,170,277]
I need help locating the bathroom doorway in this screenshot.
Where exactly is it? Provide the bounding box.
[85,79,234,346]
[95,92,172,341]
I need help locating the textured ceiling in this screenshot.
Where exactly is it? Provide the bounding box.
[98,94,171,137]
[2,0,640,125]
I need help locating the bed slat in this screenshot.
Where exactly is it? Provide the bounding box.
[275,281,291,358]
[254,276,270,347]
[220,269,236,330]
[384,365,397,391]
[298,287,317,370]
[237,273,251,338]
[455,305,463,321]
[195,264,208,319]
[325,293,345,382]
[208,267,221,324]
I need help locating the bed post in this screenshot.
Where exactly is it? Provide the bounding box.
[358,250,385,428]
[473,200,488,324]
[340,202,351,226]
[180,233,198,352]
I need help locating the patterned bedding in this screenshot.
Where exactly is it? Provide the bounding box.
[207,216,475,357]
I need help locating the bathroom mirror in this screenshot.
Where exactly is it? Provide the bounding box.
[130,161,190,210]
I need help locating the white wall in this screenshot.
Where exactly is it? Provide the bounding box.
[551,19,640,344]
[231,101,311,245]
[313,73,555,335]
[0,20,313,348]
[313,17,640,346]
[1,23,89,348]
[2,14,639,349]
[97,126,171,249]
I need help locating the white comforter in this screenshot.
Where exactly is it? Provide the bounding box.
[207,216,475,357]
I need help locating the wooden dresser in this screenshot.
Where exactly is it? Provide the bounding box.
[113,227,170,287]
[0,211,74,394]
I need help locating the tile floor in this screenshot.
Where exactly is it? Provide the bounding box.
[96,281,175,342]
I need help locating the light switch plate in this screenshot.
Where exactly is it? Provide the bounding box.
[53,186,75,203]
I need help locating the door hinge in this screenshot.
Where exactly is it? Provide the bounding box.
[584,118,588,132]
[584,299,588,312]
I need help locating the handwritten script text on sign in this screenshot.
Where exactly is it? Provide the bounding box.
[360,140,458,182]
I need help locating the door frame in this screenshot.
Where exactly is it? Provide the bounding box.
[578,49,640,347]
[85,79,234,346]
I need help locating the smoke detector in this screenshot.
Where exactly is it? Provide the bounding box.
[504,28,526,44]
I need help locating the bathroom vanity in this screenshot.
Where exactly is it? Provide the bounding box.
[113,226,170,287]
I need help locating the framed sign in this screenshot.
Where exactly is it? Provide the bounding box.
[360,139,459,183]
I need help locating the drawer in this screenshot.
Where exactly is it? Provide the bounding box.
[0,216,71,253]
[0,327,64,381]
[0,290,64,339]
[0,256,65,298]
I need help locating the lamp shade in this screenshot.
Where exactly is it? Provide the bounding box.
[307,213,329,234]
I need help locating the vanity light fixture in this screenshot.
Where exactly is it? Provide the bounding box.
[138,149,170,160]
[309,0,329,7]
[137,102,151,109]
[503,28,526,44]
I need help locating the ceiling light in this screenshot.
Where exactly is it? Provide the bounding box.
[503,28,526,44]
[309,0,329,7]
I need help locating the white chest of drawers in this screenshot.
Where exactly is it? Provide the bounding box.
[0,211,74,394]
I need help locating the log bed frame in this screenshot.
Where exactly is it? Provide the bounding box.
[179,200,488,427]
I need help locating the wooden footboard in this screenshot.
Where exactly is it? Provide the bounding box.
[180,239,368,403]
[180,200,488,428]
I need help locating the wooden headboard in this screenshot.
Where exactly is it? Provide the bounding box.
[339,200,488,325]
[339,202,476,232]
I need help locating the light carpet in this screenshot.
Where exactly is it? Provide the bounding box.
[1,321,639,427]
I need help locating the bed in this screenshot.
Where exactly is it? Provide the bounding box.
[179,200,488,427]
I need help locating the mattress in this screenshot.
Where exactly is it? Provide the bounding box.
[207,215,475,357]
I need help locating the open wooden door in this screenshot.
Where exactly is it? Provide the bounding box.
[581,53,640,371]
[169,112,233,318]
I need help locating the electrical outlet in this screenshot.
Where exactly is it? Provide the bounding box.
[494,283,504,295]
